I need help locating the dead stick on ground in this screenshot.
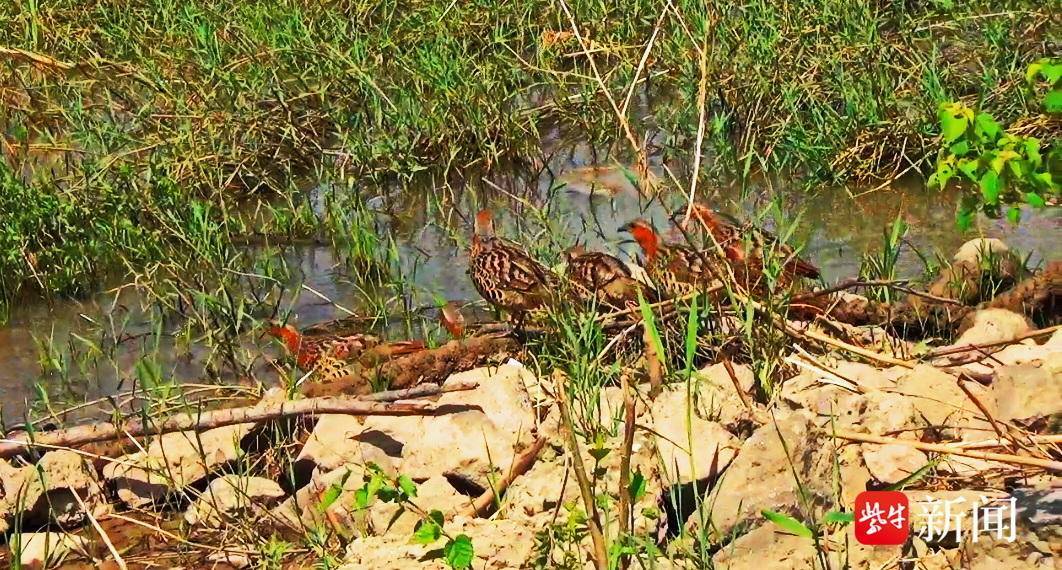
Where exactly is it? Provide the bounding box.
[830,429,1062,472]
[463,435,548,518]
[72,490,127,570]
[721,357,756,411]
[360,380,478,402]
[554,372,609,570]
[0,398,453,458]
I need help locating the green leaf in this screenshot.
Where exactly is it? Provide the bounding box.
[1007,206,1021,224]
[957,158,979,181]
[318,470,352,512]
[412,518,442,544]
[588,446,611,461]
[628,469,647,502]
[443,534,475,569]
[1025,192,1046,208]
[823,511,855,525]
[990,150,1019,173]
[956,204,975,232]
[937,105,969,143]
[1042,63,1062,85]
[1024,138,1042,169]
[948,140,970,157]
[354,487,371,509]
[762,509,814,539]
[319,483,345,512]
[1032,171,1055,190]
[637,289,667,374]
[933,157,957,188]
[398,475,418,499]
[1044,89,1062,114]
[973,112,1002,143]
[1007,159,1028,180]
[1026,60,1046,83]
[979,170,1001,205]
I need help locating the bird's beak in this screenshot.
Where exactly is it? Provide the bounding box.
[617,222,633,233]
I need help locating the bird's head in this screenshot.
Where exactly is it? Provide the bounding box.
[619,219,660,260]
[265,320,301,350]
[473,209,496,237]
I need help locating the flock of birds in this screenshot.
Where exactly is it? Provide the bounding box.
[267,203,822,382]
[468,203,820,321]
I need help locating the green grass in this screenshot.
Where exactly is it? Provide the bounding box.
[0,0,1055,312]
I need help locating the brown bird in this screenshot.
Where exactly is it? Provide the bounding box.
[468,209,555,325]
[563,245,658,310]
[672,203,821,285]
[267,323,424,381]
[619,219,723,299]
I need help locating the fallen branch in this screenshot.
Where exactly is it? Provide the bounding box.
[0,398,455,458]
[462,435,549,518]
[302,334,518,397]
[359,380,478,402]
[829,429,1062,472]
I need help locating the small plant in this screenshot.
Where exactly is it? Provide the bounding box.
[347,464,475,570]
[859,215,908,303]
[929,60,1060,228]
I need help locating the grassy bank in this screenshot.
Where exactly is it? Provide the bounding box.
[0,0,1056,312]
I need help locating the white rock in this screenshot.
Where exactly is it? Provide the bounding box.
[684,362,759,430]
[184,475,286,527]
[367,476,466,536]
[691,411,846,539]
[366,365,538,487]
[992,364,1062,422]
[500,453,578,523]
[894,365,989,434]
[861,443,928,484]
[650,388,739,485]
[954,309,1032,347]
[12,532,89,569]
[711,523,820,569]
[340,517,536,570]
[0,451,108,530]
[953,238,1010,265]
[103,423,252,507]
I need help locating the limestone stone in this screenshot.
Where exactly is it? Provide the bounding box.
[650,388,739,485]
[992,364,1062,422]
[954,309,1032,347]
[184,475,286,527]
[102,423,253,507]
[0,451,108,531]
[691,411,839,539]
[12,532,89,570]
[861,443,928,484]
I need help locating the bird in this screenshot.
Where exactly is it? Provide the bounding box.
[266,322,424,381]
[468,209,555,325]
[563,245,658,310]
[619,219,723,299]
[671,203,821,286]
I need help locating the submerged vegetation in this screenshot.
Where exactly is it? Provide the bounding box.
[1,0,1058,311]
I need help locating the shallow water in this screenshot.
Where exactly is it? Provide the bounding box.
[1,145,1058,422]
